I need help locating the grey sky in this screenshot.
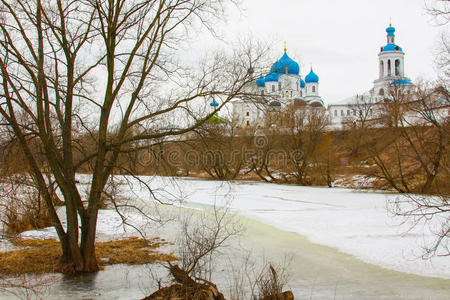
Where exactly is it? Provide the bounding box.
[218,0,445,104]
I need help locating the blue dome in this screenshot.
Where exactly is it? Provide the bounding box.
[270,52,300,75]
[386,26,395,36]
[300,79,306,88]
[265,72,280,82]
[383,43,402,51]
[305,69,319,83]
[209,98,219,107]
[256,75,265,87]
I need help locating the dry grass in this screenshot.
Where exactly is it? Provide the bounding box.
[4,207,54,235]
[0,237,177,275]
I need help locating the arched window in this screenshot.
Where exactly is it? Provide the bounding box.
[261,90,264,96]
[334,110,337,116]
[380,60,384,77]
[312,86,316,93]
[395,59,400,76]
[296,82,299,91]
[300,91,302,96]
[387,60,391,76]
[278,82,281,91]
[290,91,293,97]
[379,88,384,96]
[272,85,275,92]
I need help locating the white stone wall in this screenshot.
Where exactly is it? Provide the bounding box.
[232,100,265,128]
[305,82,319,97]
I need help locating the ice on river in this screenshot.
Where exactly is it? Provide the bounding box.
[14,174,450,279]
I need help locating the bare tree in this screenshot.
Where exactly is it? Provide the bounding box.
[227,252,293,300]
[426,0,450,79]
[191,120,250,180]
[366,83,448,194]
[426,0,450,25]
[0,0,266,273]
[176,206,242,281]
[343,95,378,156]
[389,194,449,258]
[285,107,330,185]
[248,130,286,183]
[142,205,241,300]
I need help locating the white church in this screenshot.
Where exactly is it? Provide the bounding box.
[232,24,418,128]
[232,44,325,128]
[328,24,416,126]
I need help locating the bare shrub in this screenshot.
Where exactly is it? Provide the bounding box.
[366,84,449,194]
[254,264,287,299]
[389,194,449,258]
[142,205,240,299]
[227,252,293,300]
[0,176,53,235]
[176,205,243,281]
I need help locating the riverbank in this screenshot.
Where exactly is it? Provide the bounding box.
[2,207,450,299]
[1,175,449,299]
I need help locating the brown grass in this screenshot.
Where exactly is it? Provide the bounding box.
[0,237,177,275]
[4,208,54,235]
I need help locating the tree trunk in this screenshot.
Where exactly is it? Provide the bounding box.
[58,234,85,274]
[80,203,100,273]
[58,223,99,273]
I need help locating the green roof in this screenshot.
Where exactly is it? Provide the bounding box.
[206,114,226,124]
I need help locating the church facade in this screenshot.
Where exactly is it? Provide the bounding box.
[232,46,324,128]
[233,24,420,129]
[327,24,416,126]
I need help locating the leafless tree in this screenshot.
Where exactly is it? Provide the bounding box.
[176,205,243,281]
[389,194,449,258]
[426,0,450,79]
[227,252,293,300]
[312,132,339,187]
[426,0,450,25]
[190,118,250,180]
[343,95,378,156]
[0,0,266,273]
[248,130,286,183]
[367,83,448,194]
[285,107,330,185]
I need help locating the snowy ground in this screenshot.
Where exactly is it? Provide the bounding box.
[111,175,450,280]
[5,174,450,280]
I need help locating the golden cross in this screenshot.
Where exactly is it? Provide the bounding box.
[389,17,392,27]
[284,41,287,52]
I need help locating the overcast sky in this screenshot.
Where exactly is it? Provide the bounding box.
[212,0,446,104]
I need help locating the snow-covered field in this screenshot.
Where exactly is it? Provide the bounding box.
[113,175,450,279]
[6,174,450,280]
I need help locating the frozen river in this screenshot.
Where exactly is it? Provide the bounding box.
[148,176,450,279]
[2,175,449,299]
